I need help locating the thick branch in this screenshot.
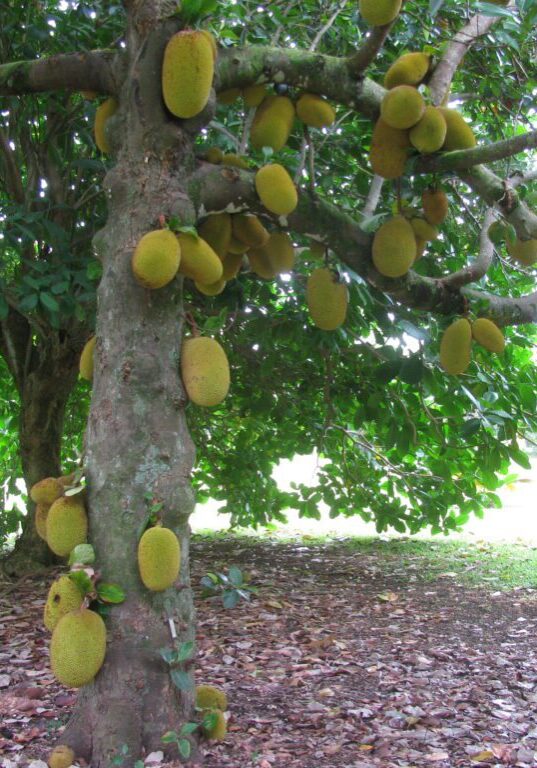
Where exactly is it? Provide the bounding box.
[415,130,537,174]
[0,51,118,97]
[441,209,495,289]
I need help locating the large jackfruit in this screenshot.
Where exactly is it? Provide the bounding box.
[306,268,348,331]
[138,526,180,592]
[50,608,106,688]
[79,335,96,381]
[369,117,410,179]
[44,575,84,632]
[30,477,63,505]
[196,278,226,296]
[176,233,223,284]
[232,214,269,248]
[506,237,537,266]
[48,745,75,768]
[422,188,449,225]
[221,252,243,280]
[46,496,88,557]
[384,52,431,90]
[472,318,505,353]
[198,214,232,258]
[132,230,181,290]
[438,108,476,150]
[181,337,230,407]
[372,216,416,278]
[255,164,298,216]
[409,106,447,153]
[250,95,295,152]
[296,94,336,128]
[243,84,268,108]
[162,31,214,119]
[440,318,472,375]
[35,503,50,541]
[359,0,402,25]
[94,98,118,154]
[196,684,229,711]
[381,85,425,130]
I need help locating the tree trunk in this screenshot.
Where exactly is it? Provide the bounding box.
[60,20,199,766]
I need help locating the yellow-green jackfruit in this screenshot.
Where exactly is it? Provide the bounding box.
[506,237,537,267]
[262,232,295,273]
[132,230,181,290]
[222,252,243,280]
[35,503,50,541]
[359,0,402,25]
[438,108,476,150]
[30,477,63,506]
[199,30,218,62]
[50,608,106,688]
[410,217,438,242]
[227,236,250,255]
[243,84,268,108]
[296,94,335,128]
[46,496,88,557]
[440,318,472,375]
[48,745,75,768]
[372,216,416,278]
[232,214,269,248]
[202,709,227,740]
[177,233,223,284]
[138,526,180,592]
[369,117,410,179]
[196,684,229,711]
[162,31,214,119]
[196,278,227,296]
[198,214,232,258]
[306,268,348,331]
[205,147,224,164]
[381,85,425,130]
[44,575,84,632]
[248,248,278,280]
[221,153,250,169]
[472,318,505,353]
[384,52,431,90]
[255,164,298,216]
[94,98,118,154]
[250,95,295,152]
[422,188,449,225]
[181,337,230,407]
[409,106,447,153]
[79,336,96,381]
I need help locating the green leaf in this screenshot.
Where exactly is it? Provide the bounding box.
[170,669,193,691]
[68,569,93,595]
[159,647,175,665]
[97,582,126,604]
[180,722,199,736]
[509,447,531,470]
[222,589,240,609]
[39,292,60,312]
[176,640,195,662]
[161,731,179,744]
[227,565,243,587]
[178,739,192,759]
[68,543,95,566]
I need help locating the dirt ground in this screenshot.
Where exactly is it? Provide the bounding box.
[1,535,537,768]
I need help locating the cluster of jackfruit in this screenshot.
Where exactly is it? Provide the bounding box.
[440,317,505,375]
[162,30,216,119]
[488,222,537,268]
[137,525,181,591]
[31,473,87,558]
[196,684,228,741]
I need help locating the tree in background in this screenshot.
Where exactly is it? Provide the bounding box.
[1,0,536,764]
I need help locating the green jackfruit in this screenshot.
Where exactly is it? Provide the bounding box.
[248,248,278,280]
[296,93,335,128]
[162,31,214,119]
[221,153,250,169]
[138,526,180,592]
[438,108,476,150]
[263,232,295,273]
[202,708,227,740]
[48,745,75,768]
[50,608,106,688]
[46,496,88,557]
[79,336,96,381]
[30,477,63,505]
[232,214,269,248]
[381,85,425,130]
[196,278,226,296]
[177,233,223,284]
[359,0,402,25]
[369,117,410,179]
[472,318,505,353]
[132,230,181,290]
[198,214,232,258]
[410,217,438,242]
[94,98,118,154]
[384,52,431,89]
[440,318,472,375]
[221,252,243,280]
[44,575,84,632]
[255,164,298,216]
[506,237,537,267]
[372,216,416,278]
[227,236,250,255]
[243,84,268,108]
[35,503,50,541]
[196,684,229,711]
[205,147,224,164]
[306,268,348,331]
[422,188,449,225]
[181,337,230,407]
[250,95,295,152]
[409,106,447,153]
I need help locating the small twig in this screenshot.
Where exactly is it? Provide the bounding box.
[362,175,384,218]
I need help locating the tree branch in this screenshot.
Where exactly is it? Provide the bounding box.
[362,175,384,218]
[441,209,495,289]
[348,23,395,76]
[0,126,24,203]
[415,130,537,174]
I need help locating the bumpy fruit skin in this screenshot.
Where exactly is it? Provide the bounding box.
[472,318,505,353]
[132,230,181,290]
[359,0,402,25]
[44,575,84,632]
[196,684,228,711]
[222,252,243,280]
[409,106,447,153]
[243,84,268,108]
[422,188,449,225]
[372,216,416,278]
[306,268,348,331]
[232,214,269,248]
[199,30,217,62]
[381,85,425,130]
[296,94,335,128]
[48,745,75,768]
[198,213,232,258]
[176,233,223,284]
[202,708,227,740]
[195,278,226,296]
[46,496,88,557]
[30,477,63,505]
[439,108,476,150]
[50,608,106,688]
[506,237,537,267]
[181,337,230,407]
[255,164,298,216]
[35,503,50,540]
[162,30,214,119]
[79,335,96,381]
[440,318,472,375]
[410,218,438,242]
[250,95,295,152]
[94,98,118,153]
[369,118,410,179]
[138,527,181,591]
[384,52,431,89]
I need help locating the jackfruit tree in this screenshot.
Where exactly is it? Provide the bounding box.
[1,0,537,764]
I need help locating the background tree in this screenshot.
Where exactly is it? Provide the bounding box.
[0,0,536,765]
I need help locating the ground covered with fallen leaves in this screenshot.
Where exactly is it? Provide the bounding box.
[1,534,537,768]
